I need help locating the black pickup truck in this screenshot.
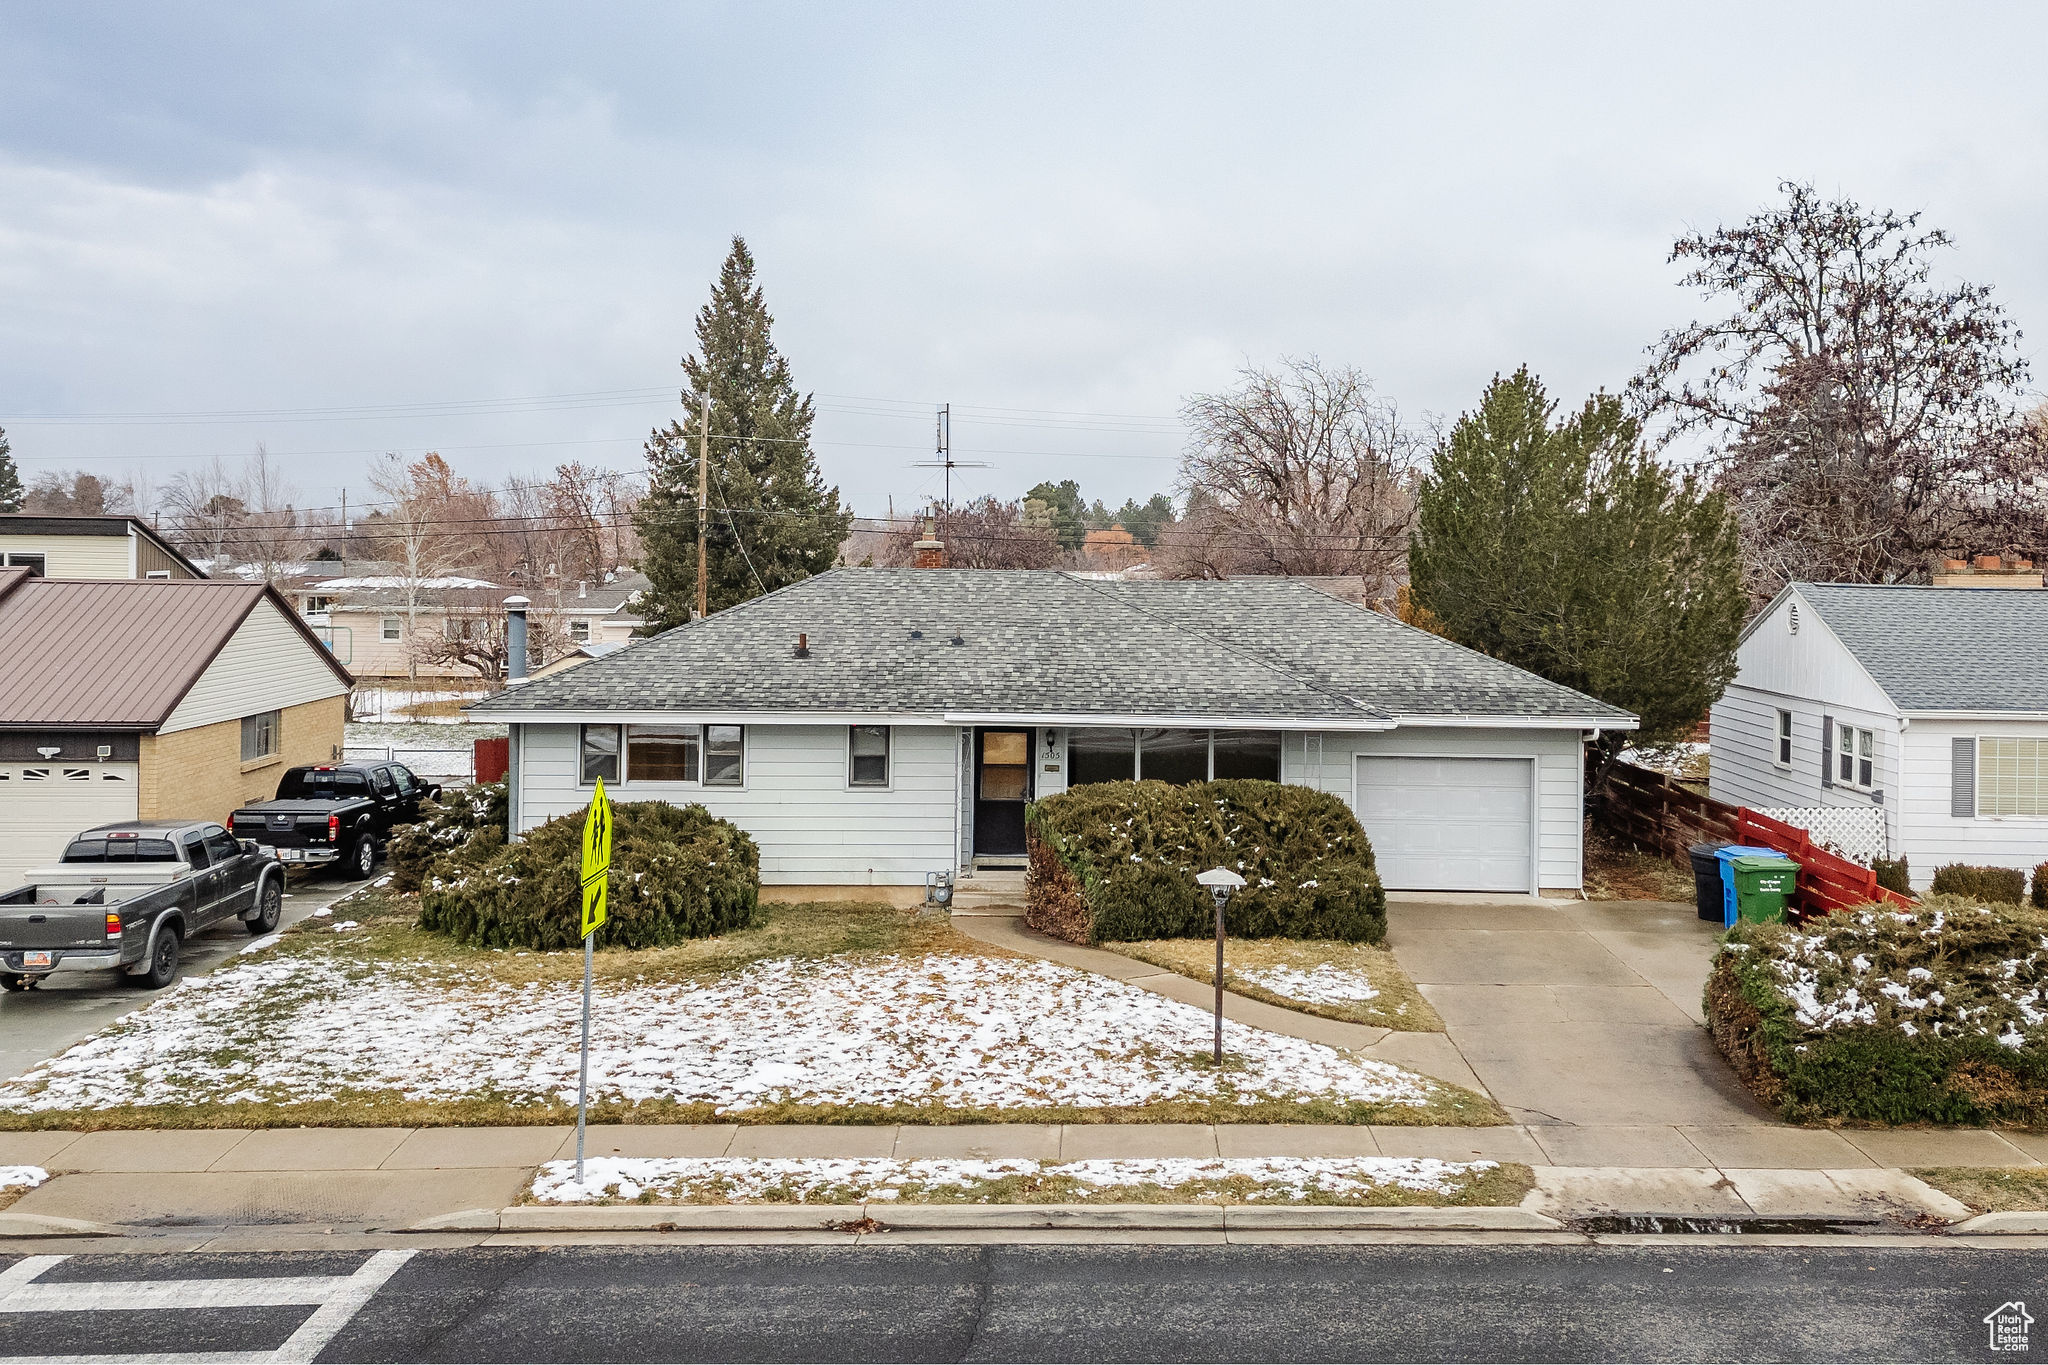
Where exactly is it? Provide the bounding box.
[228,763,439,879]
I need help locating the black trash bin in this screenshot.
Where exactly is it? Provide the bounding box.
[1688,842,1729,921]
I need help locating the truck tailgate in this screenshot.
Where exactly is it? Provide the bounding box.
[231,810,335,848]
[0,902,110,950]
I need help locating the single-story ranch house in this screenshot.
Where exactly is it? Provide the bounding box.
[1710,581,2048,890]
[0,568,354,884]
[471,568,1634,900]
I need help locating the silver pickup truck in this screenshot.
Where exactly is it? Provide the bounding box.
[0,820,286,992]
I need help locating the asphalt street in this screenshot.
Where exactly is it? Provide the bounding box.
[0,1243,2041,1363]
[0,868,365,1082]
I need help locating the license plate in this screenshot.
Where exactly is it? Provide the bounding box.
[23,951,51,969]
[279,849,304,862]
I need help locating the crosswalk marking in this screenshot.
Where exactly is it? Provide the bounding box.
[0,1250,414,1365]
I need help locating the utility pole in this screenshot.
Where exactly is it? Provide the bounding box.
[911,402,987,545]
[696,390,710,621]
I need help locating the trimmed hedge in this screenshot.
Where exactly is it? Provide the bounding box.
[2033,862,2048,911]
[387,782,508,895]
[1025,779,1386,945]
[1705,895,2048,1124]
[1871,855,1911,897]
[416,798,761,950]
[1929,863,2026,905]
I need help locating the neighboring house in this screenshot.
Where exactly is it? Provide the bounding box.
[1709,580,2048,889]
[526,640,627,681]
[470,566,1635,903]
[303,569,648,680]
[0,568,354,884]
[0,513,206,580]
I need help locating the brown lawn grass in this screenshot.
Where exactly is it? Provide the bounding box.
[1910,1166,2048,1213]
[1583,826,1696,903]
[1099,937,1442,1032]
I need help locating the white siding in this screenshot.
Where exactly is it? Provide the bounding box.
[0,533,131,579]
[0,762,140,887]
[159,597,352,736]
[1725,589,1898,717]
[1709,687,1902,849]
[1304,726,1586,891]
[516,722,962,887]
[1897,719,2048,889]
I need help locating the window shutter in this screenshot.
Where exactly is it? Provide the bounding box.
[1821,715,1834,788]
[1952,737,1976,818]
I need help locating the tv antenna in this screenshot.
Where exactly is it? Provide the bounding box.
[911,403,989,541]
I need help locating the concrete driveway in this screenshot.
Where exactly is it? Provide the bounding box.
[1385,896,1775,1131]
[0,869,366,1082]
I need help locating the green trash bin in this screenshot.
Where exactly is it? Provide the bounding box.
[1728,853,1798,924]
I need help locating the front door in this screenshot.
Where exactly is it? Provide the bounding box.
[973,728,1033,856]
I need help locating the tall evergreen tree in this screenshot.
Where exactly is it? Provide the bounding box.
[636,237,851,628]
[0,426,21,514]
[1409,368,1746,756]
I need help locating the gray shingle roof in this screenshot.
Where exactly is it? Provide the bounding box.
[470,569,1634,727]
[1796,583,2048,713]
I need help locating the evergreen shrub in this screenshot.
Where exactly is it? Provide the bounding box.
[1928,863,2026,905]
[416,798,760,950]
[1871,855,1912,897]
[2033,862,2048,911]
[1025,780,1386,945]
[1705,895,2048,1124]
[386,782,508,894]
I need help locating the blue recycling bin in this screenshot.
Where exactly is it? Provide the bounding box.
[1714,845,1781,929]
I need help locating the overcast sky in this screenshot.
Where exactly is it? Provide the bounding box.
[3,1,2044,523]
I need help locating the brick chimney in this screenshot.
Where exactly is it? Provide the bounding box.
[912,516,945,569]
[1933,554,2042,589]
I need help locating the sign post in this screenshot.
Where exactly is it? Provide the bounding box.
[1195,868,1245,1067]
[574,779,612,1184]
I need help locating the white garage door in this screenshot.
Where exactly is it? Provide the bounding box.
[0,763,141,888]
[1354,756,1533,892]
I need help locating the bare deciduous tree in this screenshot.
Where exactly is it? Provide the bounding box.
[1166,358,1422,594]
[882,498,1062,569]
[364,453,492,675]
[1634,181,2044,601]
[25,470,135,517]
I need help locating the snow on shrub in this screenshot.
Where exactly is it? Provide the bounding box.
[417,798,760,950]
[1706,894,2048,1124]
[1026,780,1386,945]
[386,781,508,894]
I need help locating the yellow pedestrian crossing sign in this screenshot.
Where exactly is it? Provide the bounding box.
[579,779,612,937]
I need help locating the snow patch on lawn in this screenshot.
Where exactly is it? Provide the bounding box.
[530,1155,1495,1205]
[0,1166,47,1192]
[1238,963,1381,1005]
[0,953,1450,1116]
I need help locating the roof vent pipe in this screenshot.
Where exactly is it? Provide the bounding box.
[504,596,530,681]
[795,632,810,658]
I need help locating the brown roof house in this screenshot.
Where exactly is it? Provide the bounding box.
[0,568,354,883]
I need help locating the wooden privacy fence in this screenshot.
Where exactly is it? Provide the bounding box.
[1590,760,1913,919]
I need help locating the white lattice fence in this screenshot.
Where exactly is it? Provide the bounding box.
[1753,806,1888,865]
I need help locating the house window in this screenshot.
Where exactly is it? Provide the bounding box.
[1213,730,1283,781]
[2,553,46,577]
[1978,738,2048,817]
[579,724,622,784]
[704,725,744,786]
[1068,728,1137,785]
[568,619,591,643]
[627,725,699,782]
[850,725,890,787]
[1137,729,1209,784]
[1776,710,1793,767]
[145,569,172,580]
[1837,721,1874,790]
[303,595,333,613]
[381,616,403,641]
[240,710,280,762]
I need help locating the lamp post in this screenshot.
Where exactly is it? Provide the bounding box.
[1195,867,1246,1066]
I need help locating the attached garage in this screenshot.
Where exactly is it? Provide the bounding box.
[0,763,140,885]
[1355,755,1536,892]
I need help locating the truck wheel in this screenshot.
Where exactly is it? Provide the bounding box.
[247,879,284,934]
[343,837,376,880]
[132,930,180,990]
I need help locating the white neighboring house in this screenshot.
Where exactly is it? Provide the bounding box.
[469,567,1636,903]
[1709,582,2048,890]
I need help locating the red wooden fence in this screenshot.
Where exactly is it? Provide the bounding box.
[1590,760,1912,919]
[473,737,509,785]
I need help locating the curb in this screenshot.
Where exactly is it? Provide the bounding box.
[401,1203,1559,1234]
[1952,1211,2048,1234]
[0,1212,123,1239]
